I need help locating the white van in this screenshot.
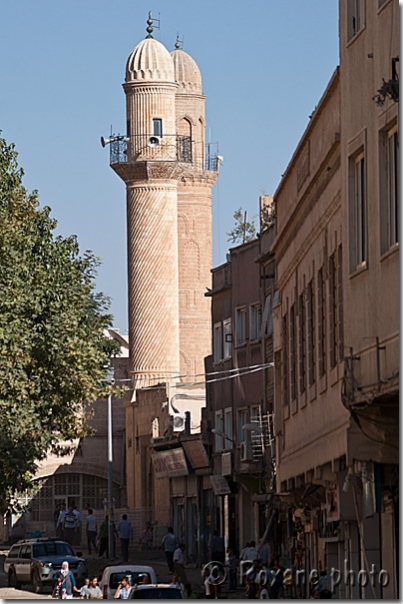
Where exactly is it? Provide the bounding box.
[100,565,157,599]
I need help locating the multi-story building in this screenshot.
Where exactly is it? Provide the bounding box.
[204,233,273,557]
[339,0,399,598]
[271,1,399,598]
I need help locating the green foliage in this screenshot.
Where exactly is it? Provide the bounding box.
[226,207,257,244]
[0,136,115,513]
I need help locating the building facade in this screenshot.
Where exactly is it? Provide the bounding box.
[270,1,399,598]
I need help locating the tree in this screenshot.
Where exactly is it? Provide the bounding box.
[226,207,257,244]
[0,135,116,513]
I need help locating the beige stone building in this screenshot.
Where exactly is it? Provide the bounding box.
[271,1,399,598]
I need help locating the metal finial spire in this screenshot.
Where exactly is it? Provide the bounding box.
[174,33,184,50]
[146,11,154,38]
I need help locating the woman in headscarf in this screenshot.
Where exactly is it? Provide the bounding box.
[56,561,80,599]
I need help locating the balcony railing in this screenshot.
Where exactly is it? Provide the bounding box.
[108,134,219,172]
[110,134,192,165]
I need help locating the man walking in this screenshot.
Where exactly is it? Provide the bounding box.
[209,529,225,564]
[161,527,178,573]
[86,508,98,555]
[116,514,133,563]
[63,506,77,546]
[173,543,188,585]
[56,503,66,540]
[73,505,82,546]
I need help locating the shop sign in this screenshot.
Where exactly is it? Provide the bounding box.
[152,448,189,479]
[210,475,231,495]
[326,487,339,521]
[221,452,232,476]
[182,440,210,469]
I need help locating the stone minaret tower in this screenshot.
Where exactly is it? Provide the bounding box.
[110,19,218,388]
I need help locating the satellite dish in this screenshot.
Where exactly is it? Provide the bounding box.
[100,136,114,148]
[148,136,160,148]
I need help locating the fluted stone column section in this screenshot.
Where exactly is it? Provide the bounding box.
[177,175,216,381]
[126,86,177,136]
[127,182,180,387]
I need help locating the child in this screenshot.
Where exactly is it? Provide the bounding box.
[79,577,91,599]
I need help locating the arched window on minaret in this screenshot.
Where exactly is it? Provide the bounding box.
[177,117,192,163]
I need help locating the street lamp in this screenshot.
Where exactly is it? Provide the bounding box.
[242,423,263,434]
[106,366,115,560]
[211,428,234,443]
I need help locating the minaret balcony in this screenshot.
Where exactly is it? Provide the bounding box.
[108,135,219,172]
[109,134,193,165]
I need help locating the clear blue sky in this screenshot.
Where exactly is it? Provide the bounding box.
[0,1,339,332]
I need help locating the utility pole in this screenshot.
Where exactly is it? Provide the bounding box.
[106,365,115,560]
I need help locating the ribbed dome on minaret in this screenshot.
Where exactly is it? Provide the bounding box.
[171,48,202,93]
[126,38,175,83]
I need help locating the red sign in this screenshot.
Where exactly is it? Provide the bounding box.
[182,440,210,469]
[210,475,231,495]
[152,448,189,479]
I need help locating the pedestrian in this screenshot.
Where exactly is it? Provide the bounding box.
[209,567,221,600]
[116,514,133,563]
[258,542,269,566]
[161,527,178,573]
[268,557,284,599]
[54,504,61,529]
[317,570,328,592]
[62,506,77,546]
[98,516,109,559]
[73,505,82,546]
[86,508,98,555]
[113,576,132,599]
[173,543,188,585]
[56,503,67,540]
[246,540,256,562]
[169,573,185,593]
[88,576,103,600]
[228,548,238,591]
[55,561,80,599]
[240,542,250,561]
[258,579,269,600]
[209,529,225,564]
[79,577,91,599]
[203,569,214,599]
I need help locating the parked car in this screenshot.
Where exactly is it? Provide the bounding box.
[100,565,157,599]
[130,584,184,599]
[4,538,87,594]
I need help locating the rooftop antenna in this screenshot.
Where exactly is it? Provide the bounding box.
[145,11,160,39]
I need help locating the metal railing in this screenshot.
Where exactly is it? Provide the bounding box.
[110,134,192,165]
[108,135,219,172]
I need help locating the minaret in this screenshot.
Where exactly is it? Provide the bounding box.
[109,17,218,388]
[171,38,218,381]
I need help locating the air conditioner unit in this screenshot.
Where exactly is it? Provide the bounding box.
[171,412,186,432]
[240,440,253,462]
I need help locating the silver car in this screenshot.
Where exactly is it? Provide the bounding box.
[4,538,87,594]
